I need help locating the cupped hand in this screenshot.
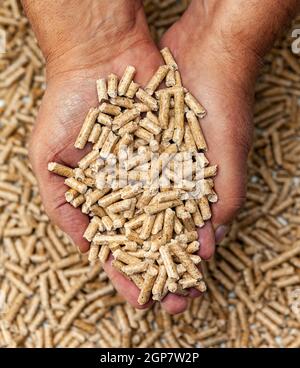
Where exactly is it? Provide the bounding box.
[30,1,260,315]
[29,9,193,314]
[161,0,260,259]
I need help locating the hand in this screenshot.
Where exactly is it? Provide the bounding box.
[28,2,194,314]
[160,0,261,258]
[28,0,296,315]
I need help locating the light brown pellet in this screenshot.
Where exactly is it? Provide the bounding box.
[47,162,74,178]
[145,65,170,95]
[118,66,136,96]
[96,78,108,103]
[137,266,158,305]
[160,47,178,71]
[107,73,118,98]
[185,92,207,118]
[74,108,99,149]
[173,89,185,145]
[186,110,207,151]
[159,245,179,280]
[64,178,87,195]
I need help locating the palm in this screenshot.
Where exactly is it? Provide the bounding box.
[30,77,100,248]
[30,43,193,314]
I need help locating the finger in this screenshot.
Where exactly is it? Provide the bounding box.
[161,293,188,315]
[29,123,96,252]
[197,221,215,260]
[38,170,90,252]
[209,137,249,244]
[105,254,188,313]
[209,132,249,222]
[188,84,251,244]
[103,256,153,310]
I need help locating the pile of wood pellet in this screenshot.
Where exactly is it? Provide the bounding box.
[1,0,300,348]
[48,48,215,305]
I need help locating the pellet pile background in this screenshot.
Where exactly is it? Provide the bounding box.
[0,0,300,348]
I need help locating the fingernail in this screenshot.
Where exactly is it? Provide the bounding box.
[215,225,229,244]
